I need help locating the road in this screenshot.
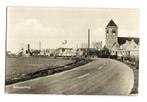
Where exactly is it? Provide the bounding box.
[6,58,134,95]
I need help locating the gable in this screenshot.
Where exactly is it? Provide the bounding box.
[121,40,139,50]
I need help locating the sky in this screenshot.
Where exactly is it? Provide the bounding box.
[7,7,139,53]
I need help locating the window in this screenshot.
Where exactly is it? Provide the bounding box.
[62,48,65,52]
[112,30,116,35]
[106,30,109,33]
[112,30,116,33]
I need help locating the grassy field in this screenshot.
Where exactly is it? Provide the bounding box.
[6,57,75,80]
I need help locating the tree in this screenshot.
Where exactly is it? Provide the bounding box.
[98,46,110,58]
[92,41,102,50]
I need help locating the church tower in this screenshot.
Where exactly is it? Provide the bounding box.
[105,19,118,49]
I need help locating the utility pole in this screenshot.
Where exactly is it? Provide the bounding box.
[87,28,90,56]
[39,41,41,51]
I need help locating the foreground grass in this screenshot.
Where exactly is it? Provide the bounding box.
[6,57,75,80]
[6,57,93,85]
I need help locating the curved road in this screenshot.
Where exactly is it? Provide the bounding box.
[6,58,134,95]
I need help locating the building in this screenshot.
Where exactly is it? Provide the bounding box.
[56,48,77,57]
[105,19,139,59]
[105,19,118,49]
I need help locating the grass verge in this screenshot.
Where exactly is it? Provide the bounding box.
[118,60,139,95]
[6,58,93,85]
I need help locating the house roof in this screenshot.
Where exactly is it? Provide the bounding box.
[118,37,139,45]
[106,19,117,27]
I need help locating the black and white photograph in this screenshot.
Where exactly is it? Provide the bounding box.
[5,7,139,95]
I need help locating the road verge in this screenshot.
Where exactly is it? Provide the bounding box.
[6,58,93,85]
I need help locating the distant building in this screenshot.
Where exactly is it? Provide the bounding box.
[76,48,85,56]
[105,19,139,59]
[56,48,77,57]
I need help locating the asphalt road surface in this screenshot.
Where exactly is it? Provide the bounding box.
[6,58,134,95]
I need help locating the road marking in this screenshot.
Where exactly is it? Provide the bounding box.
[98,66,103,69]
[77,73,89,79]
[13,85,31,89]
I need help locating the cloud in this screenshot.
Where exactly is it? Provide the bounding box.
[118,29,139,37]
[8,19,66,52]
[13,19,65,39]
[91,28,105,46]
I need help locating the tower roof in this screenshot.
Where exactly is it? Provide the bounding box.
[106,19,117,27]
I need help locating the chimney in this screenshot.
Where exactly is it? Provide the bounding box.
[27,44,30,52]
[87,28,90,56]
